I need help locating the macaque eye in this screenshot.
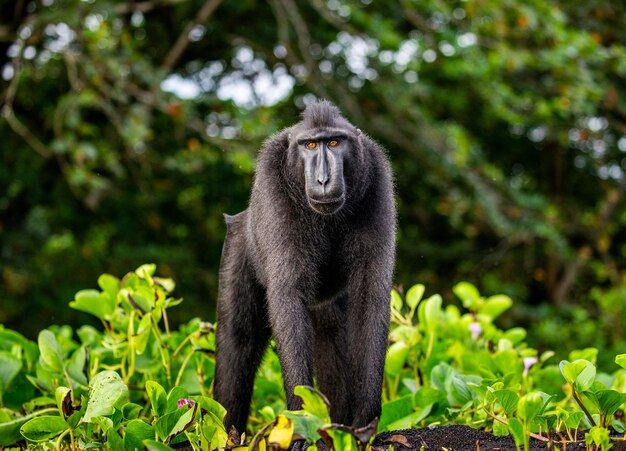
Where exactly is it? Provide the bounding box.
[306,141,318,150]
[328,139,339,148]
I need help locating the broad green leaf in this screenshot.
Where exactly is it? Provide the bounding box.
[430,363,453,391]
[283,410,324,444]
[136,263,157,279]
[406,284,425,310]
[97,274,120,300]
[69,289,114,320]
[146,380,168,416]
[615,354,626,370]
[134,314,152,355]
[144,440,175,451]
[569,348,598,365]
[155,402,196,444]
[508,417,525,446]
[385,341,409,375]
[418,294,442,334]
[0,329,39,366]
[37,330,64,373]
[20,415,68,442]
[379,394,414,431]
[450,375,473,405]
[66,346,87,386]
[83,370,128,422]
[268,414,294,449]
[565,411,585,429]
[560,359,596,392]
[0,351,22,390]
[122,403,143,420]
[585,426,611,449]
[195,396,227,423]
[480,295,513,320]
[492,419,509,437]
[590,390,626,417]
[124,419,155,451]
[518,392,544,422]
[107,429,124,450]
[504,327,526,344]
[154,277,176,293]
[319,427,358,451]
[294,386,330,422]
[390,290,403,311]
[0,415,30,446]
[494,390,519,416]
[452,282,481,310]
[166,386,189,414]
[55,387,72,418]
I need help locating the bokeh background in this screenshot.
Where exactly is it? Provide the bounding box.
[1,0,626,368]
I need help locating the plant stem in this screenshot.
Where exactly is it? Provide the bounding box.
[572,390,597,427]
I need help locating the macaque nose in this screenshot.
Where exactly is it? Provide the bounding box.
[316,150,330,186]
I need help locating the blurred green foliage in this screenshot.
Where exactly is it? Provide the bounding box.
[1,0,626,366]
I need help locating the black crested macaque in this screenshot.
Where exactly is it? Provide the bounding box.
[214,100,396,435]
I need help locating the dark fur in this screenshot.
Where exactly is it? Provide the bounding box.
[214,100,396,433]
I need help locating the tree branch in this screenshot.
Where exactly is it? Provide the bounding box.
[161,0,224,71]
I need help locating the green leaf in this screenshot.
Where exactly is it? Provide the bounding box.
[83,370,129,422]
[591,390,626,417]
[0,415,30,446]
[20,415,68,442]
[518,392,544,422]
[124,419,155,451]
[283,410,324,445]
[390,290,403,311]
[492,419,509,437]
[107,429,124,450]
[418,294,442,334]
[294,386,330,422]
[508,417,525,446]
[55,387,72,418]
[559,359,596,392]
[385,341,409,375]
[379,394,414,431]
[69,289,115,320]
[155,402,196,444]
[494,390,519,416]
[449,375,473,405]
[0,351,22,390]
[66,346,87,386]
[144,440,175,451]
[136,263,157,279]
[166,386,189,414]
[405,284,425,310]
[480,295,513,320]
[97,274,120,300]
[615,354,626,370]
[122,403,143,420]
[453,282,481,310]
[194,396,226,423]
[146,380,168,417]
[37,330,64,373]
[565,411,585,429]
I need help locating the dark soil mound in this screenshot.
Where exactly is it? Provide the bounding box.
[373,424,626,450]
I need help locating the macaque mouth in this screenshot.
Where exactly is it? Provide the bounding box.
[309,195,345,205]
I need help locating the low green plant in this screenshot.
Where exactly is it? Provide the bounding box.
[2,268,626,450]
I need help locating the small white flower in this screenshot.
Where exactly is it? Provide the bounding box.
[469,322,482,340]
[523,356,538,376]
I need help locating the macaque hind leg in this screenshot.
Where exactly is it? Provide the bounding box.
[214,216,270,433]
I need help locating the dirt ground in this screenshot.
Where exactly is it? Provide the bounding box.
[372,425,626,451]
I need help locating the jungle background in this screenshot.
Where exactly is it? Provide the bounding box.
[1,0,625,369]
